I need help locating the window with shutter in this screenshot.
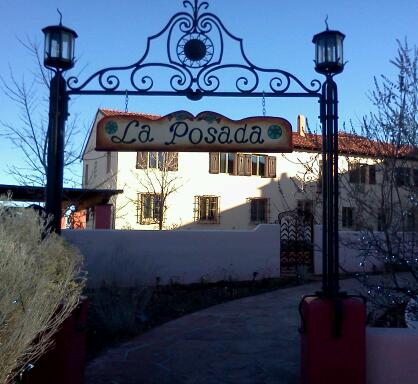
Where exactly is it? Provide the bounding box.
[167,152,179,171]
[157,152,166,171]
[219,153,227,173]
[360,165,367,184]
[349,163,360,183]
[149,152,158,168]
[136,152,148,169]
[209,152,220,174]
[368,165,376,184]
[229,153,236,174]
[267,156,276,178]
[244,154,252,176]
[237,154,245,176]
[259,156,266,177]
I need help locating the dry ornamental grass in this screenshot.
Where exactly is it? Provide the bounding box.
[0,204,84,383]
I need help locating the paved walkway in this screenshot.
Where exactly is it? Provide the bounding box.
[86,279,362,384]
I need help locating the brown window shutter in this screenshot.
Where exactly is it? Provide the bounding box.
[136,152,148,169]
[237,154,245,176]
[268,156,276,178]
[244,155,252,176]
[167,152,179,171]
[232,153,238,175]
[209,152,220,174]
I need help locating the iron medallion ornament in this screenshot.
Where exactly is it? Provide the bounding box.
[177,32,214,68]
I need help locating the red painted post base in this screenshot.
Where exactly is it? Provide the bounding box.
[300,296,366,384]
[25,297,89,384]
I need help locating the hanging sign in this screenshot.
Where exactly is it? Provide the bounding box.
[96,111,292,153]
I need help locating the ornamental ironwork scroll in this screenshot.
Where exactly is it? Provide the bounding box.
[66,0,322,100]
[278,209,314,274]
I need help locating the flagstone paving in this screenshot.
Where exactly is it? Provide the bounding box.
[85,279,362,384]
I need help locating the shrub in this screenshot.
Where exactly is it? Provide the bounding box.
[0,205,84,383]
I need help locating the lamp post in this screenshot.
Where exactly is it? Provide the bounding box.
[42,20,77,233]
[313,28,345,297]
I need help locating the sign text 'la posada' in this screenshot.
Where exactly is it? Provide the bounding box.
[96,111,293,153]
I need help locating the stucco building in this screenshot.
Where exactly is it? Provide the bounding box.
[82,108,417,232]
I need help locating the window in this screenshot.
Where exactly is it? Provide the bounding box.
[395,167,410,187]
[349,163,376,185]
[136,152,178,171]
[249,198,269,223]
[138,193,161,224]
[342,207,354,228]
[348,163,360,183]
[360,165,367,184]
[368,165,376,184]
[194,196,219,223]
[217,153,235,174]
[149,152,158,168]
[210,153,275,177]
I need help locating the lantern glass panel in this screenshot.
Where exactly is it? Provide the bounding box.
[50,31,61,59]
[62,31,72,61]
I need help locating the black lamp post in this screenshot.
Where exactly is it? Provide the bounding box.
[313,28,346,297]
[43,19,77,233]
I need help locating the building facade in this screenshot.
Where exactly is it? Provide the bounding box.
[82,109,418,232]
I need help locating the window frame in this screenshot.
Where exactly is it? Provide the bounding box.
[194,195,220,224]
[136,152,178,171]
[248,197,269,224]
[137,192,162,225]
[342,206,354,229]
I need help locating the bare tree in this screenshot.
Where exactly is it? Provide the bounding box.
[285,40,417,325]
[342,40,418,325]
[134,151,183,230]
[0,38,82,186]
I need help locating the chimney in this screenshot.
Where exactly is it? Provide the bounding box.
[297,115,306,137]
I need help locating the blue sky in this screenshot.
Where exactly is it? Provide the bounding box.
[0,0,417,186]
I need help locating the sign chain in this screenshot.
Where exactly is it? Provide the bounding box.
[262,91,266,117]
[124,90,129,112]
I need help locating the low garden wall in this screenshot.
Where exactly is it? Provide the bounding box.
[367,327,418,384]
[313,225,385,274]
[63,224,280,287]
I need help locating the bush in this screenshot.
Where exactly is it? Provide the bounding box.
[0,204,84,383]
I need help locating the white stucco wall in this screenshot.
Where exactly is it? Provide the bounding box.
[313,225,385,274]
[63,224,280,287]
[367,327,418,384]
[113,150,323,230]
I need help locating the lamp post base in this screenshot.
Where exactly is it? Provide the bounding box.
[300,295,366,384]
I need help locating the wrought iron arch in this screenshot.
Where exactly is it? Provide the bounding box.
[66,0,322,101]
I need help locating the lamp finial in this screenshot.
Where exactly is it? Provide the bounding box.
[57,8,63,25]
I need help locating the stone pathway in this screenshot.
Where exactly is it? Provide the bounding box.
[86,279,362,384]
